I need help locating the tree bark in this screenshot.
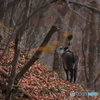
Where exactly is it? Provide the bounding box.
[87,1,98,90]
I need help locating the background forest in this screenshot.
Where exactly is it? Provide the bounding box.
[0,0,100,100]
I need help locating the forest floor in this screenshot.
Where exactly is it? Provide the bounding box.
[0,41,100,100]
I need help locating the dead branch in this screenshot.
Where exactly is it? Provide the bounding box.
[0,68,8,77]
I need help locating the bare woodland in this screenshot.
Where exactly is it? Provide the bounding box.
[0,0,100,100]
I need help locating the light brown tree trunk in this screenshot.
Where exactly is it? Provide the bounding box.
[87,1,98,90]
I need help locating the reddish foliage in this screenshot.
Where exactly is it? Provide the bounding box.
[0,41,100,100]
[18,63,100,100]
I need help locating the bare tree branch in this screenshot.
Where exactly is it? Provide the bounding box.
[16,26,59,81]
[66,0,100,25]
[16,0,58,38]
[69,1,100,15]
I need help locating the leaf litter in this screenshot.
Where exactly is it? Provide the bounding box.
[0,41,100,100]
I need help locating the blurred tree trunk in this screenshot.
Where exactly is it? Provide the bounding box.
[82,25,88,83]
[0,0,5,20]
[64,0,79,45]
[53,18,66,79]
[53,2,69,79]
[87,0,98,90]
[81,11,91,84]
[98,16,100,61]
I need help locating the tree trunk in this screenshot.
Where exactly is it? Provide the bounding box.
[5,37,21,100]
[81,12,91,83]
[64,2,78,45]
[53,18,66,79]
[0,0,5,20]
[87,1,98,90]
